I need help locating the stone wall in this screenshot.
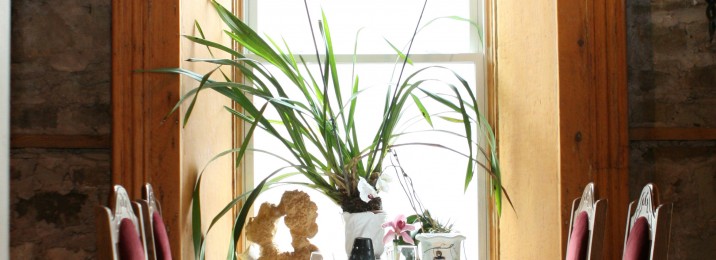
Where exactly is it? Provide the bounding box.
[629,141,716,258]
[627,0,716,259]
[10,0,111,258]
[10,150,111,258]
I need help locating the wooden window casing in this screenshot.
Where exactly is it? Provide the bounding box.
[489,0,629,259]
[556,0,629,259]
[112,1,236,259]
[113,0,629,259]
[112,0,182,257]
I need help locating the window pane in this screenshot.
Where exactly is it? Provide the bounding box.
[251,62,482,259]
[253,0,475,54]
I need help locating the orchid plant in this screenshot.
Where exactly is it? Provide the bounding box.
[382,214,417,245]
[388,149,454,234]
[357,173,392,203]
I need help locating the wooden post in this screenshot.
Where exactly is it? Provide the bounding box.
[493,0,629,258]
[557,0,629,258]
[113,1,235,259]
[112,0,181,257]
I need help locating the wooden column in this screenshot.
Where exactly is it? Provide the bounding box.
[557,0,629,258]
[112,0,182,257]
[492,0,629,258]
[178,0,235,258]
[494,0,562,258]
[113,1,235,259]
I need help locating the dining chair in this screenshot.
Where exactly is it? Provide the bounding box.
[96,185,148,260]
[137,183,172,260]
[565,182,607,260]
[622,183,673,260]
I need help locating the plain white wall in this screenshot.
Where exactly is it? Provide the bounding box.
[1,0,10,258]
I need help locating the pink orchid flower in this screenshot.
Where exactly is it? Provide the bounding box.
[382,214,416,245]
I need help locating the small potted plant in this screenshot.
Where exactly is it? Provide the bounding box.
[387,149,466,260]
[382,214,417,260]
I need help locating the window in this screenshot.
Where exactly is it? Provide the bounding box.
[110,0,632,258]
[244,0,487,258]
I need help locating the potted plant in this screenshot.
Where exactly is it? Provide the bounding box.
[410,211,467,260]
[384,149,466,260]
[154,0,505,259]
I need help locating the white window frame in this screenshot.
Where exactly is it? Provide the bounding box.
[240,1,489,258]
[1,0,10,257]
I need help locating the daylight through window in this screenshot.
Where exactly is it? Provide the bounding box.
[243,0,487,259]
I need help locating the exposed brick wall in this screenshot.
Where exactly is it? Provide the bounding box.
[10,149,111,259]
[627,0,716,259]
[10,0,111,258]
[630,141,716,259]
[11,0,111,135]
[628,0,716,128]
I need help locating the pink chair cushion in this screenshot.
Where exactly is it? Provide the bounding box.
[119,218,146,260]
[566,211,590,260]
[624,217,650,260]
[152,212,173,260]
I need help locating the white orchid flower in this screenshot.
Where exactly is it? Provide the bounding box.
[357,177,379,203]
[376,173,392,193]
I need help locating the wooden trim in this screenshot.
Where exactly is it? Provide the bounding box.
[485,0,499,132]
[494,0,562,257]
[484,0,499,258]
[10,134,111,149]
[630,127,716,141]
[557,0,629,258]
[598,0,630,258]
[112,0,181,258]
[490,0,628,257]
[231,0,246,253]
[112,0,181,196]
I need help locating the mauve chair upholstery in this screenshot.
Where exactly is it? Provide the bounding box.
[624,217,650,260]
[119,218,146,260]
[152,212,173,260]
[566,211,590,260]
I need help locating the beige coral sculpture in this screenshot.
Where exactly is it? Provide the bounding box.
[245,190,319,260]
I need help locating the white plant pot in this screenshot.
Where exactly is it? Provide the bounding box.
[342,211,387,257]
[415,233,466,260]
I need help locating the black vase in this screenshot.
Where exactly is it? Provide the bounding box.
[349,237,375,260]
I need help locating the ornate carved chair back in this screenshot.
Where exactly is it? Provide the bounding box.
[622,183,673,260]
[96,185,148,260]
[566,182,607,260]
[139,183,172,260]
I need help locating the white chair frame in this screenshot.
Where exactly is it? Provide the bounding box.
[622,183,673,260]
[96,185,149,260]
[566,182,607,260]
[138,183,163,260]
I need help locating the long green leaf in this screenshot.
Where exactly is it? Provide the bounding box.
[410,93,433,127]
[225,104,267,260]
[228,169,276,260]
[184,66,221,127]
[384,38,414,65]
[419,16,484,47]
